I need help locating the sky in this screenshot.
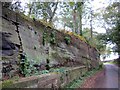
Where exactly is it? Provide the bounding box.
[19,0,119,60]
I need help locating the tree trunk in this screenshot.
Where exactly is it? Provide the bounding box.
[90,9,93,39]
[77,2,83,36]
[49,2,58,23]
[73,9,77,33]
[28,2,34,17]
[79,12,82,36]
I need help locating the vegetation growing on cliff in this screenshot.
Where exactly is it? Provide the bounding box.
[1,1,120,88]
[65,66,103,88]
[2,1,108,55]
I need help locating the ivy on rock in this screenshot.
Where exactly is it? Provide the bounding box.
[50,32,56,45]
[42,32,47,46]
[19,53,38,77]
[64,36,71,45]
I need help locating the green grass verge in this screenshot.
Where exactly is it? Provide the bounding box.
[64,67,103,89]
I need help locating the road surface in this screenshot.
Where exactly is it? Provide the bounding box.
[94,63,120,88]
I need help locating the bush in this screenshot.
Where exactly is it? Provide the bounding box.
[2,80,13,88]
[64,36,71,45]
[50,32,56,45]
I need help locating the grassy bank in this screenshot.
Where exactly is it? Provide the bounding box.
[64,67,103,89]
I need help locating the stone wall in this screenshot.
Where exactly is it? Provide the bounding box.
[2,66,87,88]
[1,7,100,82]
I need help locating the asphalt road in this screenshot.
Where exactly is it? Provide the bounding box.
[94,63,120,88]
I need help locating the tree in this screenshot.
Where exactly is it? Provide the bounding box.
[2,2,12,8]
[82,28,108,56]
[82,0,102,39]
[58,2,75,32]
[69,2,84,35]
[59,2,84,35]
[26,2,58,24]
[76,2,84,36]
[102,2,120,58]
[66,2,78,33]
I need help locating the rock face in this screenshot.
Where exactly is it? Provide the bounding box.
[0,7,100,80]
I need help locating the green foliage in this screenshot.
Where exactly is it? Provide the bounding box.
[45,64,50,70]
[50,32,56,45]
[42,32,47,46]
[19,54,70,77]
[11,75,19,81]
[40,70,49,74]
[60,2,84,35]
[19,55,38,77]
[50,31,55,37]
[99,63,103,69]
[2,80,13,88]
[69,2,75,6]
[113,58,120,66]
[27,2,58,24]
[46,59,50,70]
[49,67,66,74]
[50,38,56,44]
[101,2,120,56]
[33,17,36,21]
[82,28,108,56]
[65,68,102,88]
[64,36,71,45]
